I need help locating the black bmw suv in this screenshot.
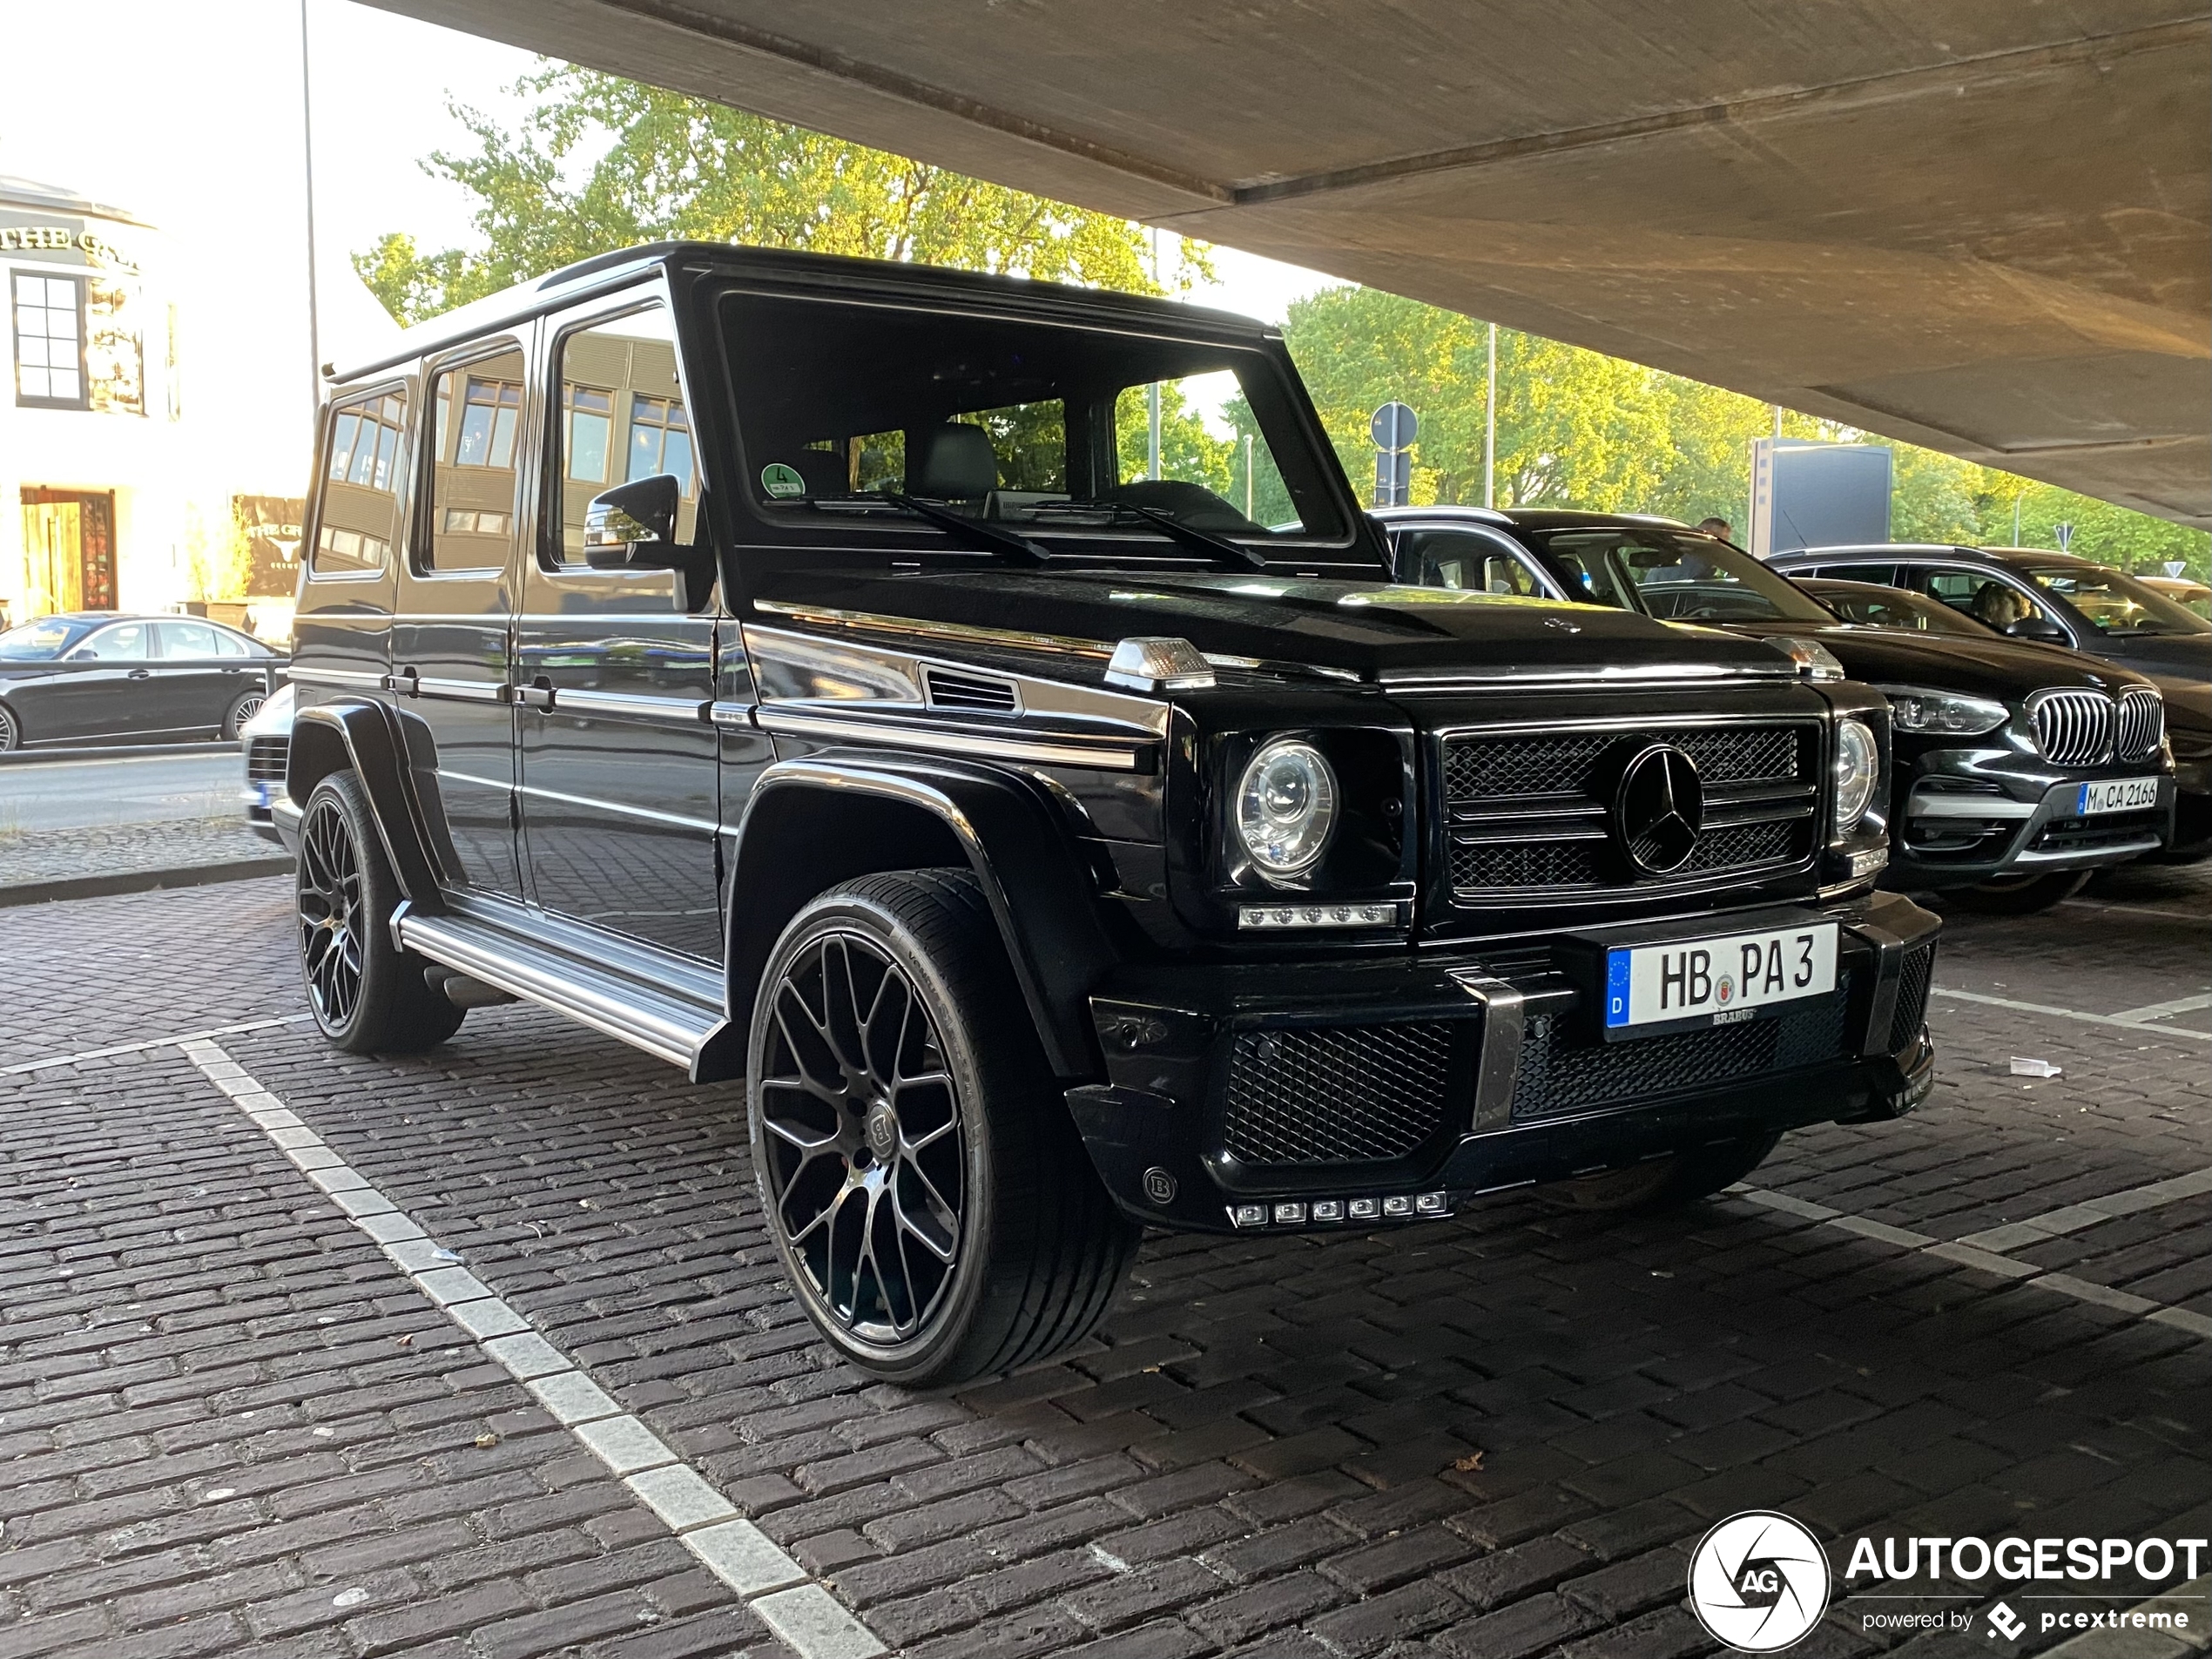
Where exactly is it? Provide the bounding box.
[1379,509,2175,913]
[284,244,1938,1384]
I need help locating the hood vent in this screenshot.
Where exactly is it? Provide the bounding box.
[922,666,1020,715]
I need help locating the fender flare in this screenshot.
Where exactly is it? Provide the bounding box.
[715,753,1117,1083]
[287,698,448,911]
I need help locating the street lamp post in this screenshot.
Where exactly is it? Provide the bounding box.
[300,0,322,429]
[1483,320,1496,509]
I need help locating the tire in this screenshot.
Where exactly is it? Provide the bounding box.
[748,869,1140,1386]
[0,701,19,752]
[1534,1131,1783,1216]
[221,686,267,741]
[297,770,466,1055]
[1946,870,2088,915]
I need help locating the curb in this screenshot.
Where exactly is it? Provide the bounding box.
[0,742,234,766]
[0,858,293,908]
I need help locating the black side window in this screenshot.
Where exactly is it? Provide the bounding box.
[425,346,526,574]
[312,388,408,577]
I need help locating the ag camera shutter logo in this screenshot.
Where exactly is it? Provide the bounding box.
[1689,1511,1831,1652]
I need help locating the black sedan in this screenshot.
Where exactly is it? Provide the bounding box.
[0,613,286,752]
[1377,509,2175,913]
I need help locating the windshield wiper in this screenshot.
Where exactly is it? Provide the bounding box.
[882,494,1049,567]
[1122,504,1271,573]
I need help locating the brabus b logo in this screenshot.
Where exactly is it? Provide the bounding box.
[1689,1511,1832,1652]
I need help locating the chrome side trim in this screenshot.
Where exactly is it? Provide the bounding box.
[548,688,711,723]
[298,667,386,688]
[1905,791,2036,821]
[752,599,1111,660]
[516,780,718,834]
[710,701,755,729]
[1452,972,1526,1133]
[756,706,1150,771]
[415,676,508,703]
[395,907,717,1070]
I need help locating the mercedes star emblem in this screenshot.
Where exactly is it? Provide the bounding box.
[1613,743,1705,874]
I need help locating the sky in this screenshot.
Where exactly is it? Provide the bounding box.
[0,0,1339,485]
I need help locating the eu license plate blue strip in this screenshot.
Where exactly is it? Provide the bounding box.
[1605,948,1633,1028]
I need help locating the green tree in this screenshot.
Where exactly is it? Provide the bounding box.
[357,65,1208,324]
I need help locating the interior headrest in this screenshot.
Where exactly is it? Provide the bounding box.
[912,424,998,500]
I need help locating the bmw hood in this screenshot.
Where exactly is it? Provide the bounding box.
[1716,619,2149,701]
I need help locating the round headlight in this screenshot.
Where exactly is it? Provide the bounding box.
[1832,718,1880,833]
[1236,738,1338,877]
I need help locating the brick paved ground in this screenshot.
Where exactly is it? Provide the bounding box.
[2,866,2207,1658]
[0,816,275,894]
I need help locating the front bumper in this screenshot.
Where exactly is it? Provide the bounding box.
[1892,751,2173,887]
[1068,890,1940,1234]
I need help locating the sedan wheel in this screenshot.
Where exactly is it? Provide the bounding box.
[223,688,267,740]
[0,702,18,752]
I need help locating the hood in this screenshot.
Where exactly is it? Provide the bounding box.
[2074,631,2212,681]
[753,568,1801,682]
[2158,673,2211,734]
[1716,618,2145,700]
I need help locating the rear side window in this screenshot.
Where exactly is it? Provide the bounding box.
[551,306,697,564]
[427,346,526,574]
[313,388,408,576]
[157,619,223,658]
[1811,562,1898,586]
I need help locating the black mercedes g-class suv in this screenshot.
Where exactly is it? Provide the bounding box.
[284,243,1939,1385]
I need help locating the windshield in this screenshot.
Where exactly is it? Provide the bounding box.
[2021,563,2210,637]
[718,289,1347,552]
[1805,583,1994,637]
[1529,529,1834,624]
[0,617,89,659]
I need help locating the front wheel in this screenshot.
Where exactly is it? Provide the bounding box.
[1534,1132,1783,1215]
[1946,870,2087,915]
[297,770,465,1055]
[749,870,1139,1386]
[221,686,267,740]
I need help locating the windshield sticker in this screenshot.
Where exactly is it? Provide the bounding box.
[760,462,806,498]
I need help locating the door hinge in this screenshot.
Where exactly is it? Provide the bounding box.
[509,792,522,830]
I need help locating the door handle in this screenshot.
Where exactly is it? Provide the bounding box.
[391,665,420,697]
[519,675,555,711]
[128,668,152,679]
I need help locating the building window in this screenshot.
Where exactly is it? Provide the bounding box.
[627,394,693,489]
[13,273,87,408]
[564,386,613,484]
[456,373,521,469]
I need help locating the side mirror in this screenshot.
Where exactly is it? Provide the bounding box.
[583,473,682,569]
[2003,614,2067,644]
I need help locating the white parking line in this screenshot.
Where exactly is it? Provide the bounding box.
[1,1015,312,1076]
[1932,986,2212,1042]
[177,1038,887,1659]
[2060,896,2210,927]
[1731,1186,2212,1343]
[2109,991,2212,1025]
[1958,1166,2212,1252]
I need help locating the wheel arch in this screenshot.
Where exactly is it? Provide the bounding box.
[287,698,447,911]
[714,756,1116,1085]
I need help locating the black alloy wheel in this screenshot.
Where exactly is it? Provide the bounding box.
[295,770,464,1055]
[749,871,1139,1386]
[757,927,967,1346]
[222,688,267,740]
[299,790,366,1031]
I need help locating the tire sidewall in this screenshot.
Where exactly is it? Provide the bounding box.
[298,772,405,1049]
[0,701,18,752]
[747,886,1008,1385]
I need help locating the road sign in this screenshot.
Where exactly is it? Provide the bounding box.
[2166,560,2188,577]
[2054,522,2074,550]
[1370,401,1418,452]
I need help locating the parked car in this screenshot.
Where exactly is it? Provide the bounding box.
[1770,547,2209,858]
[0,612,286,751]
[1378,509,2175,914]
[239,681,298,849]
[2138,574,2211,619]
[284,242,1939,1385]
[1794,578,2000,637]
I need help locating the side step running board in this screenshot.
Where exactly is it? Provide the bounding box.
[395,902,729,1074]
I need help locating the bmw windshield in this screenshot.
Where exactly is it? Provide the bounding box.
[2023,563,2210,637]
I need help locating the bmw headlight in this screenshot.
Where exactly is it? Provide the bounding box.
[1832,718,1880,834]
[1236,738,1338,877]
[1878,685,2009,736]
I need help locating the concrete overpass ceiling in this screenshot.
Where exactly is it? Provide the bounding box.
[368,0,2212,525]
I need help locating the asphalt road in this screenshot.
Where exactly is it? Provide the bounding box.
[0,745,239,832]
